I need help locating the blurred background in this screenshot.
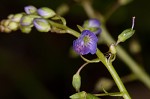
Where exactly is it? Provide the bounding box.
[0,0,150,99]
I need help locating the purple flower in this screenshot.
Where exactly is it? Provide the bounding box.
[24,5,37,14]
[83,19,101,34]
[73,30,98,55]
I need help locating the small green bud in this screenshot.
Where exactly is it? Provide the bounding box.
[94,78,113,92]
[20,15,34,26]
[8,14,14,19]
[69,91,86,99]
[109,44,117,54]
[119,0,133,5]
[72,73,81,92]
[11,13,24,22]
[8,21,18,31]
[117,28,135,43]
[37,7,56,18]
[4,27,12,33]
[87,93,100,99]
[20,26,32,34]
[129,39,141,54]
[0,25,5,32]
[3,19,11,27]
[33,18,51,32]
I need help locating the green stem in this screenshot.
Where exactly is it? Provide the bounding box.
[48,20,80,37]
[94,92,123,97]
[96,49,131,99]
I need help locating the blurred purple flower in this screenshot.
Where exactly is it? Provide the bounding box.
[83,19,101,34]
[73,30,98,55]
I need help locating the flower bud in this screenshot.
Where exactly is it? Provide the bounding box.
[33,18,51,32]
[119,0,133,6]
[24,5,37,14]
[0,25,5,32]
[8,14,14,19]
[4,27,12,33]
[83,19,101,34]
[72,73,81,92]
[117,28,135,43]
[11,13,24,22]
[20,26,32,34]
[8,21,18,31]
[94,78,113,92]
[3,19,11,27]
[109,44,117,54]
[69,91,86,99]
[20,15,34,26]
[37,7,56,18]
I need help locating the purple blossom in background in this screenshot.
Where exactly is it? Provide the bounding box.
[83,19,101,34]
[73,30,98,55]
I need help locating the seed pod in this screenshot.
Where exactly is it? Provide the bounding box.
[72,73,81,92]
[117,28,135,43]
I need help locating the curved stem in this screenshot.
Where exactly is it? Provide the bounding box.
[76,62,88,74]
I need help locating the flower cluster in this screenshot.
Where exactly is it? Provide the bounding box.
[0,5,58,33]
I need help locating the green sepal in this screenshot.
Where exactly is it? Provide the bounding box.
[69,91,86,99]
[51,15,66,25]
[69,91,100,99]
[77,25,84,32]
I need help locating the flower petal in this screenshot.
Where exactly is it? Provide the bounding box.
[73,30,98,55]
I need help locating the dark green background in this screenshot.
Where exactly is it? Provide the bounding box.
[0,0,150,99]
